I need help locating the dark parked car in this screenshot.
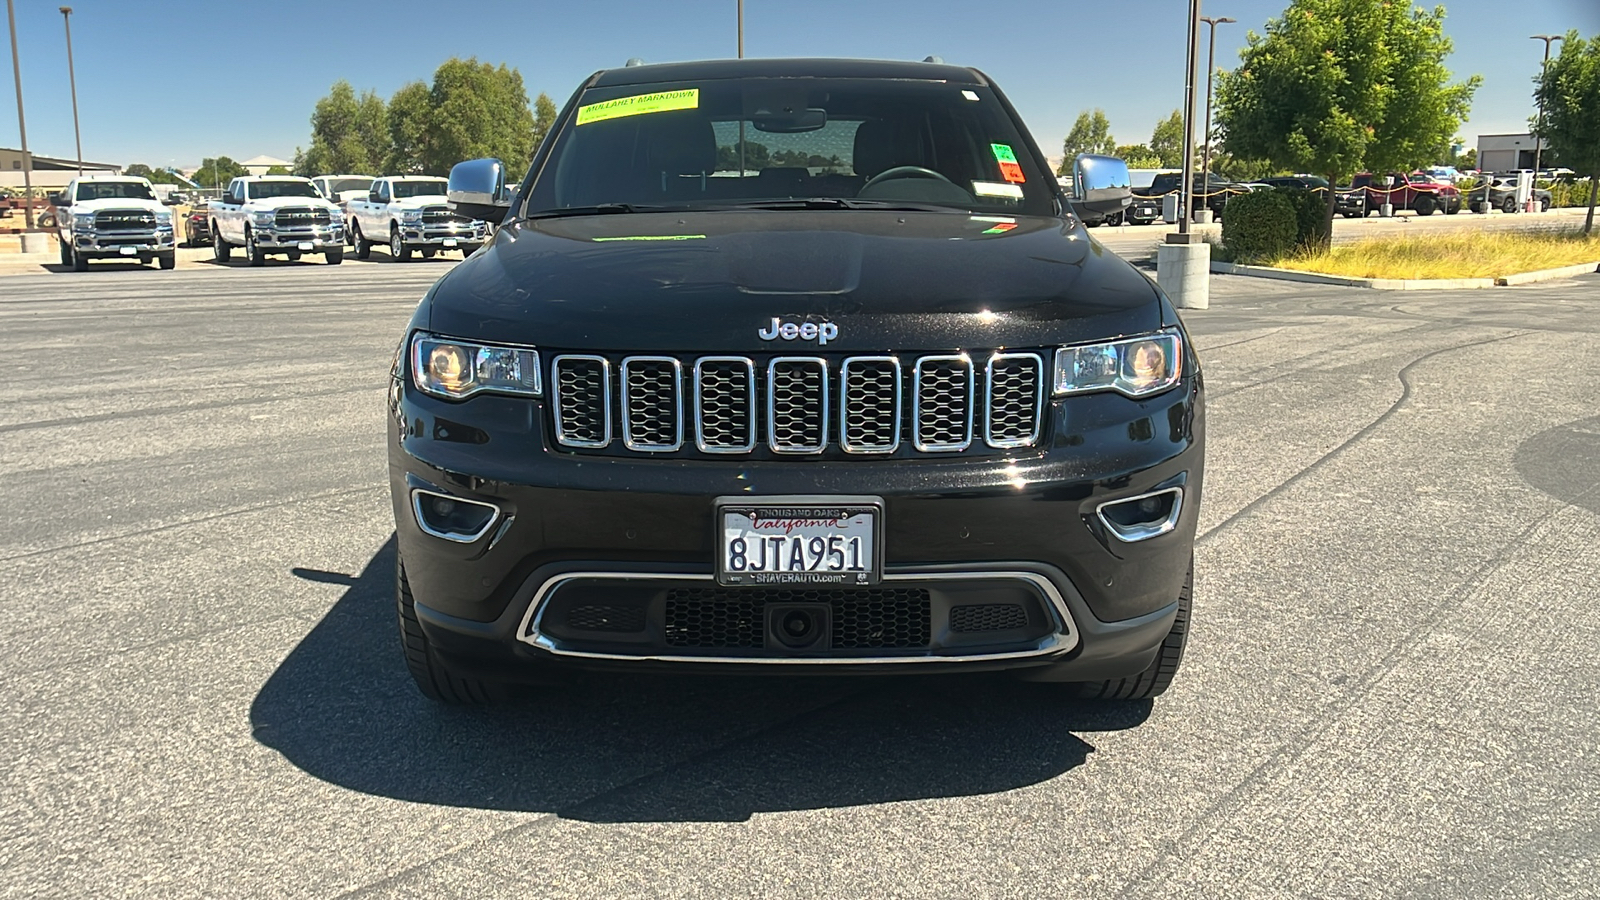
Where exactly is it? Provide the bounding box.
[1129,171,1248,223]
[1464,175,1552,214]
[184,209,211,247]
[389,57,1204,705]
[1257,175,1367,218]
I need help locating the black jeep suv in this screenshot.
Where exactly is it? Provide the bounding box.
[388,58,1204,704]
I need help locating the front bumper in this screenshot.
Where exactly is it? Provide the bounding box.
[387,366,1205,679]
[253,225,345,250]
[73,229,176,257]
[399,222,486,247]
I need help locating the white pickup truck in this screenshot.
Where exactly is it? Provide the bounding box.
[208,176,346,266]
[53,174,177,271]
[344,175,486,261]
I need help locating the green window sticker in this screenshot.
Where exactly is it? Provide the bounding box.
[990,143,1018,163]
[576,89,700,126]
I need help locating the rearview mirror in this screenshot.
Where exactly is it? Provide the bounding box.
[1071,154,1132,215]
[752,107,827,133]
[448,158,510,222]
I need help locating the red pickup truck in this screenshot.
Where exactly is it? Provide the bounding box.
[1351,172,1462,216]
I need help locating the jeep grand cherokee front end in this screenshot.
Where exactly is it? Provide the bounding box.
[387,58,1204,704]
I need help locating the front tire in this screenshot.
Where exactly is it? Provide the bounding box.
[213,228,231,263]
[72,249,89,272]
[324,248,343,265]
[246,228,266,267]
[397,559,502,705]
[158,252,175,270]
[1069,561,1192,701]
[1502,195,1518,215]
[59,237,72,267]
[1414,195,1436,216]
[352,222,372,260]
[390,224,412,261]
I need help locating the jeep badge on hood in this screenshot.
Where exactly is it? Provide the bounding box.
[758,317,839,345]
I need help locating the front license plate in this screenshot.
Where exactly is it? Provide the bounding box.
[297,241,315,251]
[442,238,458,247]
[118,246,137,256]
[716,498,882,586]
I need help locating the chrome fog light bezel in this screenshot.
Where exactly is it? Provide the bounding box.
[1095,486,1184,543]
[411,488,501,543]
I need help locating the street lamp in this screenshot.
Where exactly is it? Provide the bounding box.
[6,0,34,229]
[1198,15,1236,210]
[737,0,744,58]
[60,6,81,176]
[1171,0,1201,238]
[1529,34,1562,211]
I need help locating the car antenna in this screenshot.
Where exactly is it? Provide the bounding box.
[625,57,645,67]
[923,55,944,64]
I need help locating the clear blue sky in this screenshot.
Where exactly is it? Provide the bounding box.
[2,0,1596,168]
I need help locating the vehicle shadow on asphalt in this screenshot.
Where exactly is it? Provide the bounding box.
[251,537,1151,822]
[1515,415,1600,516]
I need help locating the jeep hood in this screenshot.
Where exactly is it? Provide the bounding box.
[423,210,1166,353]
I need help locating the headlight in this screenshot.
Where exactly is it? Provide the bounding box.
[1053,331,1183,398]
[326,208,344,222]
[410,332,541,400]
[400,210,423,224]
[250,211,275,227]
[155,211,173,225]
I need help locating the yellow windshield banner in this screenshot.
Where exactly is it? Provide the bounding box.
[576,89,700,126]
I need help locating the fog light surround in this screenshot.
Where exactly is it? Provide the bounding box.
[411,488,501,543]
[1095,487,1183,543]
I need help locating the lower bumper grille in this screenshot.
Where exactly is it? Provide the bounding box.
[663,586,931,649]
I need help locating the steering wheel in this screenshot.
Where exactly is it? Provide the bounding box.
[861,166,958,191]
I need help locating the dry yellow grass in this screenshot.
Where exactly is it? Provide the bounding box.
[1267,231,1600,280]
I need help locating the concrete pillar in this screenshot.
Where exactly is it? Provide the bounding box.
[1158,240,1211,310]
[19,232,52,253]
[1194,209,1214,224]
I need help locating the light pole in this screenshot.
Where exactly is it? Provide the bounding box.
[1529,34,1562,211]
[737,0,744,58]
[60,6,81,175]
[1173,0,1201,236]
[1198,15,1235,210]
[6,0,34,229]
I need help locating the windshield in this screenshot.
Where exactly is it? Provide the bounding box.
[392,179,448,199]
[324,177,373,195]
[250,181,320,200]
[526,77,1056,217]
[76,181,155,202]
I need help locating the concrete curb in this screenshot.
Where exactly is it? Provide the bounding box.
[1495,261,1600,286]
[1209,261,1496,291]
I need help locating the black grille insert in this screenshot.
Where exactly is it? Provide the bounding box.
[695,357,756,451]
[985,354,1043,448]
[566,604,647,633]
[949,604,1029,632]
[915,356,974,451]
[664,587,931,649]
[621,357,681,451]
[768,358,827,453]
[840,357,900,452]
[552,355,611,447]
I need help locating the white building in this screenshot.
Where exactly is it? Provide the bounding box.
[1476,134,1546,173]
[241,154,293,176]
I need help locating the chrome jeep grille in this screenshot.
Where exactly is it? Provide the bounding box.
[549,351,1045,457]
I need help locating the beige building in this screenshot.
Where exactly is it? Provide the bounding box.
[1,147,121,192]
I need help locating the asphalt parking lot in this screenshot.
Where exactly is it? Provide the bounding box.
[1,259,1597,898]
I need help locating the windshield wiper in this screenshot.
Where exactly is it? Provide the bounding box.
[527,203,673,219]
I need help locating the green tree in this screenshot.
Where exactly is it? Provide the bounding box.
[422,57,535,176]
[193,156,248,190]
[1533,31,1600,234]
[1115,143,1162,168]
[1149,110,1186,168]
[297,80,390,175]
[1058,109,1115,174]
[531,92,559,157]
[386,80,433,174]
[265,166,292,175]
[1215,0,1479,247]
[123,163,186,185]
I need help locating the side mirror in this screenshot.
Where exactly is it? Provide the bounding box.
[1071,154,1132,216]
[52,192,69,207]
[368,190,382,203]
[448,158,509,222]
